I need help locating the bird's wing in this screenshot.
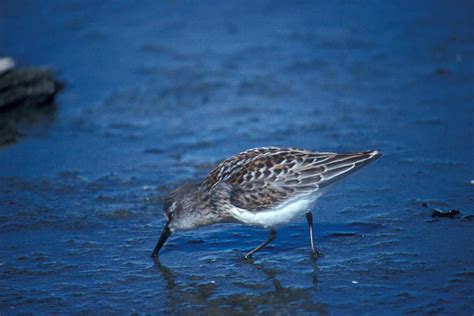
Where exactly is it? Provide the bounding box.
[200,147,380,212]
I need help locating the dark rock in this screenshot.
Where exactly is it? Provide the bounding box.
[0,68,63,111]
[431,209,461,218]
[0,60,63,145]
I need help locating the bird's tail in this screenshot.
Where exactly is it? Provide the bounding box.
[316,150,382,188]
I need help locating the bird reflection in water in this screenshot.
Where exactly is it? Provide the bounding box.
[151,256,325,313]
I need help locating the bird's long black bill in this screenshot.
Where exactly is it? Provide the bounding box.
[151,222,171,257]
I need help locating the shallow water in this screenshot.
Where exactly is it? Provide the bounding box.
[1,0,473,314]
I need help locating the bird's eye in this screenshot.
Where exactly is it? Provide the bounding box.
[169,201,177,213]
[164,201,177,221]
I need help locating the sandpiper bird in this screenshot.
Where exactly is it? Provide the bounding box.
[151,147,381,259]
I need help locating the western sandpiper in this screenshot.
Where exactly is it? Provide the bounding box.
[151,147,381,259]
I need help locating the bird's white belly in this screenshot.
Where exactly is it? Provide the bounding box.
[230,195,319,228]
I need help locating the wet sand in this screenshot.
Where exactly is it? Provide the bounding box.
[1,1,473,314]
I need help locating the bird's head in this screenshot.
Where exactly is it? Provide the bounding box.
[151,183,200,257]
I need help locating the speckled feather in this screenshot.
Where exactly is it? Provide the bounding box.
[200,147,380,212]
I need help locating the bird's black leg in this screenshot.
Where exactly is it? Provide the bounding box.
[244,229,277,259]
[306,212,323,258]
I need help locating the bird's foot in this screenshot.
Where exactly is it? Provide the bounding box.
[310,249,324,260]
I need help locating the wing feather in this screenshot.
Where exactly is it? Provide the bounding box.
[200,147,381,212]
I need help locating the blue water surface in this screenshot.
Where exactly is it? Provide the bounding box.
[0,1,473,314]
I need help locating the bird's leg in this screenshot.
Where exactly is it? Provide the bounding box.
[306,212,323,258]
[244,229,277,259]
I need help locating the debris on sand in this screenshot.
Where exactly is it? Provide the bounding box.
[431,209,461,219]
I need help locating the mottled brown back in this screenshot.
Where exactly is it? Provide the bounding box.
[200,147,380,212]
